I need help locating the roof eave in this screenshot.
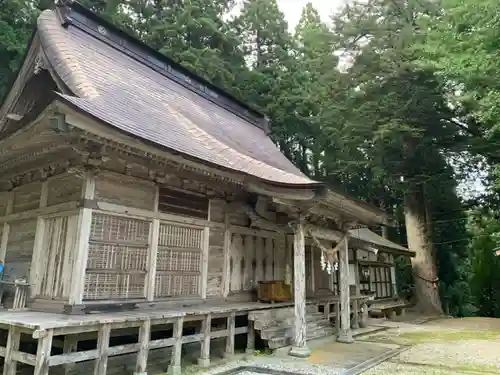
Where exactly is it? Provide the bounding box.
[55,98,323,197]
[320,193,391,226]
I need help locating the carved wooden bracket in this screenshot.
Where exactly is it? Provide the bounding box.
[33,53,47,75]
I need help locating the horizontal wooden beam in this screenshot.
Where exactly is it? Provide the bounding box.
[0,201,78,223]
[11,350,37,366]
[48,326,247,366]
[94,201,217,228]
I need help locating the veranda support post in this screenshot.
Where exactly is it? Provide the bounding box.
[337,235,354,343]
[289,217,310,358]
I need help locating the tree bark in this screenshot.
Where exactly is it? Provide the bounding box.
[404,183,443,315]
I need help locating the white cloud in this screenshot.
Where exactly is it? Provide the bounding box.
[277,0,346,29]
[230,1,347,29]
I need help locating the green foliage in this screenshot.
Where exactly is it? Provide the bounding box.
[419,0,500,138]
[0,0,38,99]
[468,210,500,317]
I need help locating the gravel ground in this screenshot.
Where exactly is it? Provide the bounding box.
[198,355,343,375]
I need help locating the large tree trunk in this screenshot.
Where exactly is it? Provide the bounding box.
[404,184,443,315]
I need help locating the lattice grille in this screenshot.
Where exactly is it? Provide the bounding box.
[87,243,149,270]
[84,272,146,300]
[84,214,150,300]
[155,222,205,298]
[158,222,203,248]
[90,214,150,243]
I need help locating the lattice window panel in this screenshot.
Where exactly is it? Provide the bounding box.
[90,214,150,243]
[87,243,149,270]
[84,214,150,300]
[84,272,146,300]
[155,222,205,298]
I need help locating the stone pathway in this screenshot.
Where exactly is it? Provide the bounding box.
[184,326,400,375]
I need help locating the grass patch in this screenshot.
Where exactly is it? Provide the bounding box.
[365,329,500,345]
[391,360,500,374]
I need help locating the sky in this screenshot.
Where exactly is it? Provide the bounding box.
[276,0,345,29]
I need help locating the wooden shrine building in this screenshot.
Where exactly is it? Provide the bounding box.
[0,1,414,374]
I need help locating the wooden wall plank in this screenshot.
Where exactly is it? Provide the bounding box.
[47,173,82,206]
[264,238,274,281]
[95,171,156,211]
[243,235,254,290]
[12,182,41,214]
[274,235,286,281]
[254,237,265,285]
[229,234,243,292]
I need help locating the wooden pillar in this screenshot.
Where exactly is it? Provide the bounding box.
[391,265,398,297]
[198,314,211,367]
[0,192,13,262]
[351,299,359,329]
[29,180,48,297]
[33,329,53,375]
[353,250,361,296]
[168,317,184,375]
[224,311,236,358]
[146,186,160,301]
[335,302,340,332]
[289,218,310,358]
[284,235,293,285]
[200,226,210,298]
[359,302,369,328]
[310,246,315,295]
[135,319,151,375]
[0,191,13,306]
[63,335,78,375]
[94,324,111,375]
[352,250,361,330]
[3,327,20,375]
[337,236,354,343]
[69,169,96,305]
[222,213,231,298]
[147,219,160,301]
[246,319,255,354]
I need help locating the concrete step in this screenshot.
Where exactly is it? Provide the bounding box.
[259,319,332,340]
[253,312,324,331]
[250,305,319,322]
[267,327,335,349]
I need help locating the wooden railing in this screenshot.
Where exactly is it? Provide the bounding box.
[0,278,29,310]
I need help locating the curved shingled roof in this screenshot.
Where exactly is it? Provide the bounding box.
[35,7,317,186]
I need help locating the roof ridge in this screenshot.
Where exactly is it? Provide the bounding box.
[52,0,271,133]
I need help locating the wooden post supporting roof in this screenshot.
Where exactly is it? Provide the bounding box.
[337,235,354,343]
[69,168,96,306]
[289,217,311,358]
